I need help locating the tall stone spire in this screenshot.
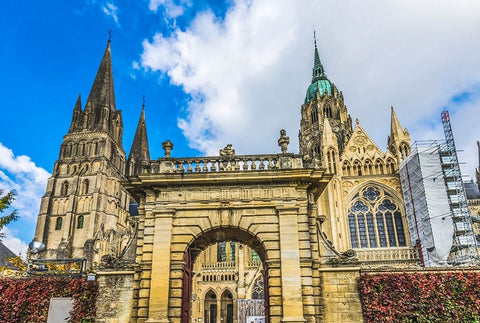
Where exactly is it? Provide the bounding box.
[86,40,116,112]
[128,102,150,176]
[389,106,405,138]
[312,32,325,82]
[388,106,411,163]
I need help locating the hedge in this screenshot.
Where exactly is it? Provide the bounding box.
[359,271,480,322]
[0,276,97,323]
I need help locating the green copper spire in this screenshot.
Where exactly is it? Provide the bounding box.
[312,31,325,82]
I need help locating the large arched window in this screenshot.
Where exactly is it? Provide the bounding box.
[347,186,406,249]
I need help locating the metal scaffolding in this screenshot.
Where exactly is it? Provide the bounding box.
[440,111,479,265]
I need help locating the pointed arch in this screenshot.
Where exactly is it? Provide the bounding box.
[346,182,407,249]
[61,181,69,196]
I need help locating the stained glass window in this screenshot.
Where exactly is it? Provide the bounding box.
[347,186,407,249]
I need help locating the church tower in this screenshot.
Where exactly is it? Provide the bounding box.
[299,36,353,159]
[32,40,132,268]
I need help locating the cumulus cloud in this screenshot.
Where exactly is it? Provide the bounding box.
[140,0,480,177]
[1,227,28,259]
[149,0,187,18]
[0,142,50,250]
[102,1,119,24]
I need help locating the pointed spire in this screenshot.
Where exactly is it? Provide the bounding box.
[321,117,336,147]
[74,94,82,112]
[86,40,116,112]
[128,101,150,176]
[390,106,404,138]
[69,94,83,133]
[312,30,325,82]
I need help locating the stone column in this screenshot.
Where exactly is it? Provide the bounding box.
[147,209,175,323]
[216,295,222,323]
[277,206,305,323]
[237,244,246,298]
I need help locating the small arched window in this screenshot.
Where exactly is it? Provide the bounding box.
[77,215,84,229]
[61,181,69,196]
[55,217,63,230]
[323,104,332,118]
[311,107,318,124]
[347,186,406,249]
[82,179,89,194]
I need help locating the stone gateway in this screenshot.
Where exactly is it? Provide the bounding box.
[31,37,419,323]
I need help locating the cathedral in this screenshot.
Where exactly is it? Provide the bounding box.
[31,37,419,323]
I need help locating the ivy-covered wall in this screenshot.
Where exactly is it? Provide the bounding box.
[0,276,97,322]
[359,270,480,323]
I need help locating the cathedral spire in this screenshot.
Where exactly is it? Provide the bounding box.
[128,101,150,176]
[312,31,325,82]
[389,106,404,138]
[86,40,116,112]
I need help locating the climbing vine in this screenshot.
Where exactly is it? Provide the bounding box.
[0,276,96,323]
[359,271,480,322]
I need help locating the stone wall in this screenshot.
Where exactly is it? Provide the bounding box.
[96,270,135,323]
[320,267,363,323]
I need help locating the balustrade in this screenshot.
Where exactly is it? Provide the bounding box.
[355,247,419,262]
[141,153,305,175]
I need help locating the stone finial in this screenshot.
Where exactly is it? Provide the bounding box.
[219,144,235,156]
[162,140,174,158]
[278,129,290,154]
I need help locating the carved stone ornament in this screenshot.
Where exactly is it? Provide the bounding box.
[162,140,174,158]
[278,129,290,153]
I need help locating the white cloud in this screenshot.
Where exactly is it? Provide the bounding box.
[0,142,50,251]
[102,1,119,24]
[140,0,480,178]
[1,227,28,259]
[149,0,186,18]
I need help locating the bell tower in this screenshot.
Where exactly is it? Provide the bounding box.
[32,40,132,268]
[299,35,353,159]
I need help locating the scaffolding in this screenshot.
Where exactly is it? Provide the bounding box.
[399,111,479,266]
[440,111,478,265]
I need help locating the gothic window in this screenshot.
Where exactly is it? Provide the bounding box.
[353,160,362,176]
[313,145,321,157]
[343,161,351,176]
[77,215,84,229]
[229,242,236,262]
[347,186,407,249]
[327,149,337,173]
[252,250,261,262]
[324,104,332,118]
[217,242,227,262]
[311,107,318,124]
[386,158,396,174]
[252,276,264,299]
[93,141,99,155]
[55,217,63,230]
[375,159,384,175]
[61,181,69,196]
[82,179,89,195]
[399,142,410,160]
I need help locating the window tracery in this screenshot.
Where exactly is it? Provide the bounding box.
[348,186,406,249]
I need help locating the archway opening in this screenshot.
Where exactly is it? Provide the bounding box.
[183,227,269,323]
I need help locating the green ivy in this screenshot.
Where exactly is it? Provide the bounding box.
[359,271,480,322]
[0,277,97,323]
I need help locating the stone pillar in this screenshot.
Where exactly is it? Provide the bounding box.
[147,209,175,323]
[237,245,246,298]
[277,207,305,323]
[216,296,222,323]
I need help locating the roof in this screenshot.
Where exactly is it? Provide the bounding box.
[0,241,19,269]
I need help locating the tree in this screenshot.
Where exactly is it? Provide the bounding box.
[0,189,18,240]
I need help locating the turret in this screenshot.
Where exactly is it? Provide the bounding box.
[128,103,150,176]
[387,106,411,164]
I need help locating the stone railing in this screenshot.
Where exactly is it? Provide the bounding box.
[355,247,419,263]
[247,261,262,269]
[201,261,236,270]
[140,153,307,175]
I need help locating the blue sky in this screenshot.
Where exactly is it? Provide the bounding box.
[1,0,480,255]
